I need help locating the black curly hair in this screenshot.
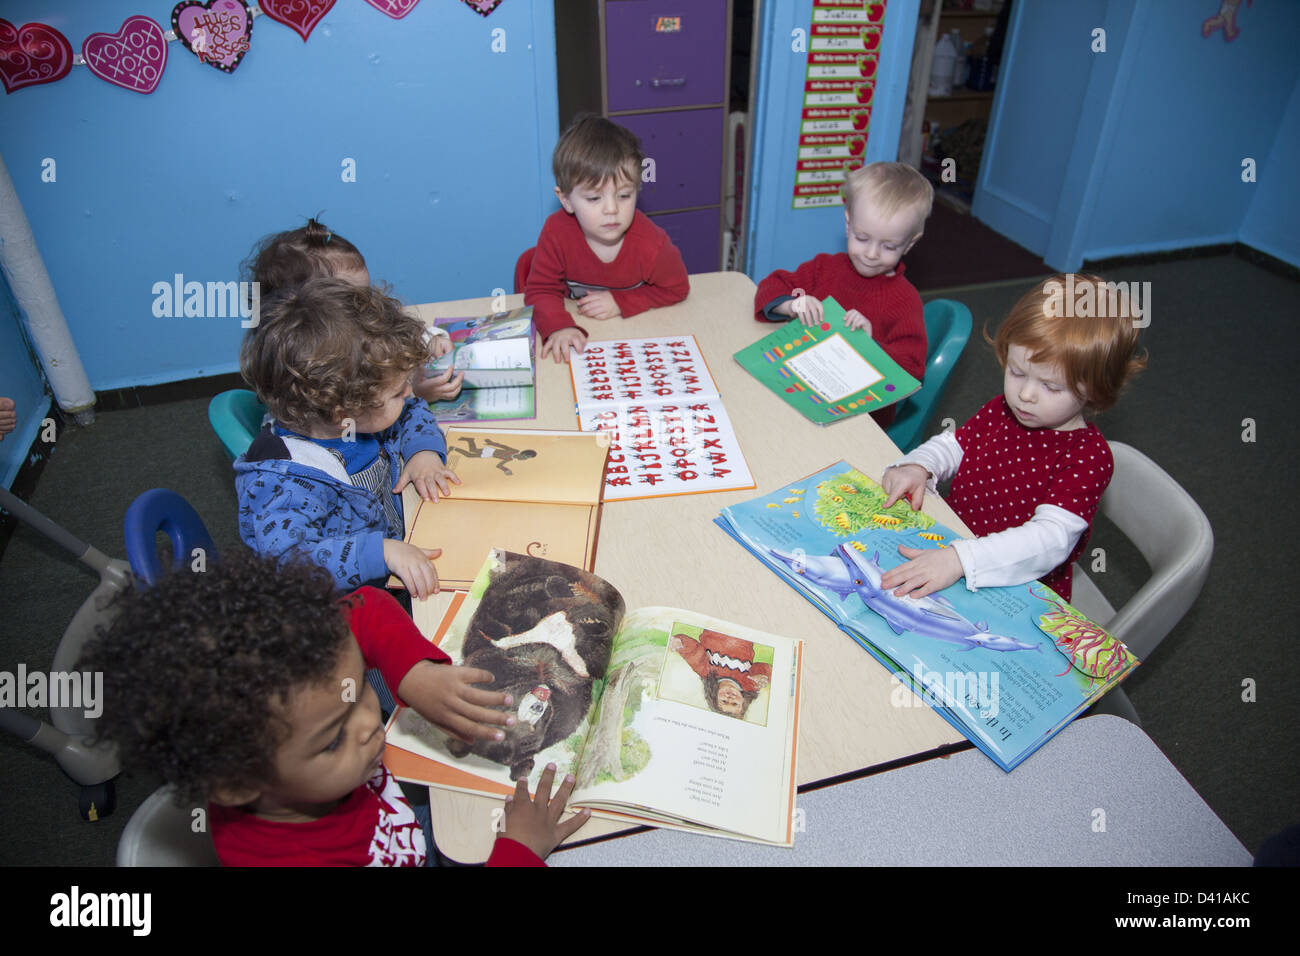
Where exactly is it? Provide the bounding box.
[77,550,355,805]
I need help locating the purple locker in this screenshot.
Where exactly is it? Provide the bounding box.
[651,208,721,273]
[620,109,724,213]
[604,0,728,112]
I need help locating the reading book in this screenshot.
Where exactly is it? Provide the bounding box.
[568,336,755,501]
[735,297,921,424]
[715,462,1137,772]
[428,307,536,423]
[395,428,608,590]
[384,549,804,846]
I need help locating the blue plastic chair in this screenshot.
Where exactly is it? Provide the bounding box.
[123,489,219,588]
[208,389,267,461]
[886,299,973,453]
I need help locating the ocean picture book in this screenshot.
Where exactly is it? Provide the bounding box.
[567,335,755,501]
[428,307,536,423]
[715,462,1137,771]
[384,550,803,846]
[735,297,920,425]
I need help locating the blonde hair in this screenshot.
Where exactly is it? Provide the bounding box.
[840,162,934,234]
[988,274,1148,413]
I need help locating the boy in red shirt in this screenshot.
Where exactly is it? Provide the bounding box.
[81,552,589,865]
[754,161,933,427]
[526,115,690,364]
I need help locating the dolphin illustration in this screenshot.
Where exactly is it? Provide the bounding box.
[833,545,1041,654]
[768,547,857,599]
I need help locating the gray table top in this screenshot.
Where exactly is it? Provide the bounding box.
[550,715,1252,866]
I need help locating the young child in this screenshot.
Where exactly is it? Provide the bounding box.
[245,218,462,403]
[525,115,691,364]
[754,161,933,427]
[79,552,590,865]
[236,278,457,598]
[879,274,1147,602]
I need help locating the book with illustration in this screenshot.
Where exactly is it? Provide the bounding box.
[735,297,920,424]
[394,428,608,590]
[384,549,803,846]
[715,462,1138,771]
[428,307,536,423]
[567,335,755,501]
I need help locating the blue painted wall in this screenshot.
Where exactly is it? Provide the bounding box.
[975,0,1300,270]
[1240,75,1300,267]
[0,273,52,489]
[0,0,559,392]
[745,0,920,282]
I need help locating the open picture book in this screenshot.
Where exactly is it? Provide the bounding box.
[567,335,755,501]
[716,462,1138,772]
[428,306,536,423]
[394,428,608,590]
[735,297,920,424]
[384,549,804,846]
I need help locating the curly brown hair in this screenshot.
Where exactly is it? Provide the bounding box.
[243,217,366,297]
[77,550,354,805]
[241,277,430,432]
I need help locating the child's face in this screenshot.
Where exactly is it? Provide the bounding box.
[251,639,386,821]
[556,171,638,249]
[1003,345,1087,431]
[345,375,412,434]
[844,198,919,279]
[714,679,746,716]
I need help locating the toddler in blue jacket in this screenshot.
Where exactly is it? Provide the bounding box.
[236,278,457,597]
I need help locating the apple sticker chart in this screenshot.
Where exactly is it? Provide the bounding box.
[792,0,888,209]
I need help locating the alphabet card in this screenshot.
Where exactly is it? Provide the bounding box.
[569,336,755,501]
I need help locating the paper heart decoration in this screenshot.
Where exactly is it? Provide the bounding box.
[861,27,881,52]
[858,54,878,79]
[363,0,422,19]
[0,19,73,94]
[172,0,253,73]
[461,0,504,15]
[261,0,336,42]
[82,17,168,95]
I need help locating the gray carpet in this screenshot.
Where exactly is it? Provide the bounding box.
[1,253,1296,865]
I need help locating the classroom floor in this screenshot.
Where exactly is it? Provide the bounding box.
[1,250,1295,866]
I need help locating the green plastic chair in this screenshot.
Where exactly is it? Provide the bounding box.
[886,299,973,453]
[207,389,267,461]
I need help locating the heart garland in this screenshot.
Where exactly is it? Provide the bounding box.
[261,0,337,42]
[82,16,168,95]
[172,0,253,74]
[363,0,422,19]
[0,19,74,94]
[461,0,504,15]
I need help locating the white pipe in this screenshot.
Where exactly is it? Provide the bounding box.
[0,151,95,423]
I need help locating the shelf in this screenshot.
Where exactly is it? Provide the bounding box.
[928,90,995,101]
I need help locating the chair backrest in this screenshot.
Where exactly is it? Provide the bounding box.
[1088,441,1214,662]
[886,298,973,452]
[123,489,218,587]
[117,786,219,866]
[514,247,537,295]
[208,389,266,461]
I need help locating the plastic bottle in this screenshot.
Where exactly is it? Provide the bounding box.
[929,32,956,97]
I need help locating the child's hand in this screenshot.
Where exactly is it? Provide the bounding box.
[382,539,441,599]
[394,449,460,501]
[881,464,929,511]
[413,364,465,403]
[576,290,621,320]
[788,295,824,327]
[502,763,591,860]
[843,308,873,334]
[0,397,15,441]
[541,327,587,364]
[397,660,515,744]
[880,545,964,599]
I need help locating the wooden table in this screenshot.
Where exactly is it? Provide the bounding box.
[405,272,969,861]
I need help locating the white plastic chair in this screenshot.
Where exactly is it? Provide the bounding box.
[1069,441,1214,726]
[117,787,219,866]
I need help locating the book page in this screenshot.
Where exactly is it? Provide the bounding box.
[577,399,755,501]
[430,385,535,423]
[570,607,801,845]
[784,333,884,401]
[440,428,608,505]
[570,336,719,407]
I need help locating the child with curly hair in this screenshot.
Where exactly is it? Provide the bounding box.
[237,278,457,597]
[245,218,463,402]
[79,552,589,865]
[880,274,1147,602]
